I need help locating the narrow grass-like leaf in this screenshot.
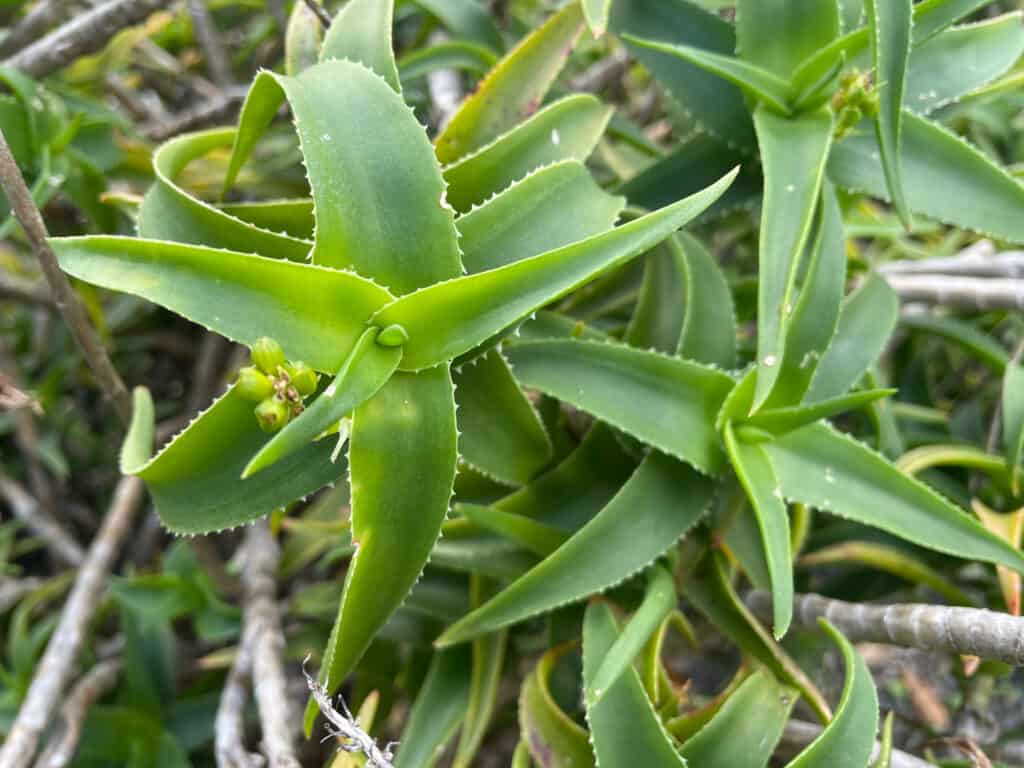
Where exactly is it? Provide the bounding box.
[458,505,568,558]
[725,422,792,638]
[899,314,1009,374]
[410,0,503,51]
[319,0,400,91]
[678,670,797,768]
[454,349,552,485]
[242,327,402,478]
[866,0,912,226]
[750,390,896,436]
[442,95,612,213]
[785,621,878,768]
[873,712,894,768]
[456,161,625,274]
[583,601,687,767]
[437,453,712,645]
[373,168,737,371]
[582,0,611,37]
[506,340,735,474]
[435,3,583,163]
[766,422,1024,576]
[51,236,392,374]
[1003,362,1024,495]
[398,40,498,81]
[585,565,675,706]
[624,36,792,114]
[394,648,472,768]
[519,645,596,768]
[677,231,737,369]
[736,0,840,77]
[318,367,457,703]
[137,129,311,261]
[121,386,342,533]
[806,273,898,403]
[829,110,1024,243]
[752,106,834,412]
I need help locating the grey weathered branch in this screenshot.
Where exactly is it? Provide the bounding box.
[301,0,332,28]
[0,0,68,59]
[143,85,248,141]
[305,664,396,768]
[0,472,84,567]
[0,577,43,613]
[243,520,300,768]
[881,241,1024,279]
[0,130,131,422]
[33,659,122,768]
[568,48,630,93]
[187,0,233,86]
[215,627,264,768]
[778,720,932,768]
[882,273,1024,311]
[4,0,167,79]
[747,591,1024,666]
[0,476,144,768]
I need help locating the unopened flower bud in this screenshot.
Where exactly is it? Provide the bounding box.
[255,398,290,433]
[252,337,286,374]
[236,366,273,402]
[289,361,318,396]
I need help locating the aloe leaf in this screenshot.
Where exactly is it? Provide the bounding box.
[458,504,568,558]
[1003,362,1024,495]
[435,2,583,163]
[318,367,458,703]
[626,237,686,354]
[724,422,793,638]
[736,0,840,77]
[137,129,311,261]
[753,106,834,412]
[866,0,911,227]
[508,340,735,474]
[873,712,894,768]
[678,670,797,768]
[51,236,392,374]
[829,110,1024,243]
[217,199,314,240]
[582,0,611,37]
[373,168,737,371]
[585,565,676,706]
[899,314,1009,374]
[762,184,846,409]
[393,648,472,768]
[319,0,400,92]
[242,328,402,478]
[398,40,498,81]
[785,621,878,768]
[457,161,625,274]
[454,349,552,485]
[410,0,503,51]
[284,0,322,76]
[806,273,898,403]
[442,94,612,213]
[439,453,711,645]
[519,645,596,768]
[121,387,342,533]
[583,601,687,767]
[608,0,753,149]
[677,231,737,369]
[685,552,832,722]
[749,390,896,436]
[765,422,1024,576]
[913,0,994,44]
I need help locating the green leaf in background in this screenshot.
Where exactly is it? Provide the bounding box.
[582,601,687,767]
[456,160,625,274]
[284,0,322,76]
[506,340,734,474]
[519,645,596,768]
[805,273,898,403]
[442,94,612,212]
[585,565,676,705]
[217,198,315,240]
[784,620,878,768]
[319,0,400,92]
[724,421,793,638]
[627,236,686,353]
[52,236,392,374]
[410,0,504,52]
[873,711,894,768]
[829,110,1024,244]
[398,40,498,82]
[677,231,737,369]
[458,504,568,557]
[736,0,840,77]
[435,2,583,163]
[373,169,737,371]
[438,453,712,645]
[913,0,996,44]
[752,106,833,412]
[748,389,896,437]
[678,670,797,768]
[1003,361,1024,495]
[582,0,611,37]
[394,648,472,768]
[865,0,912,227]
[317,367,458,707]
[766,423,1024,576]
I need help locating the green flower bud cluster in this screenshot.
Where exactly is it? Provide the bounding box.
[237,337,319,433]
[832,69,880,140]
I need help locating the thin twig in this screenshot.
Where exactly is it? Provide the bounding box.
[747,591,1024,666]
[0,270,55,308]
[3,0,166,79]
[187,0,233,86]
[778,719,933,768]
[0,0,68,59]
[881,242,1024,279]
[0,476,144,768]
[33,659,122,768]
[301,0,332,28]
[881,273,1024,311]
[568,48,630,93]
[243,520,300,768]
[0,577,43,613]
[0,472,84,568]
[142,85,248,141]
[215,627,264,768]
[0,130,131,423]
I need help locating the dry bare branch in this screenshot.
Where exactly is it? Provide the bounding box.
[882,274,1024,311]
[0,472,84,567]
[0,270,55,308]
[143,85,248,141]
[304,662,395,768]
[881,242,1024,279]
[215,627,264,768]
[0,577,43,613]
[0,0,68,59]
[187,0,233,86]
[779,719,933,768]
[0,476,144,768]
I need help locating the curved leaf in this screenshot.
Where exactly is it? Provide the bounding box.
[1004,362,1024,495]
[913,0,997,44]
[398,40,498,81]
[458,504,568,559]
[677,231,737,369]
[582,0,611,38]
[373,168,737,371]
[749,389,896,436]
[519,645,595,768]
[319,0,399,92]
[217,199,315,240]
[627,236,686,354]
[736,0,840,77]
[410,0,503,51]
[394,648,472,768]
